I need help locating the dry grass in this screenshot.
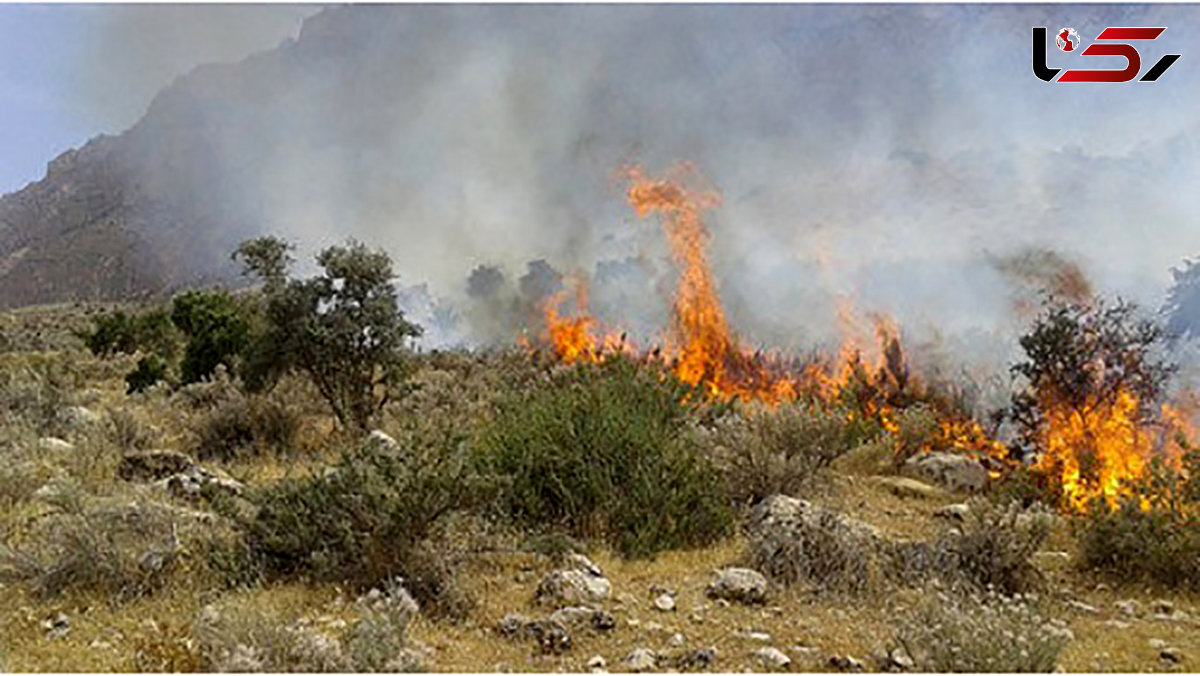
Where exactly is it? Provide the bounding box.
[2,303,1199,672]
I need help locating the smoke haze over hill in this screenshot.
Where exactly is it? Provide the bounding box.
[2,4,1199,376]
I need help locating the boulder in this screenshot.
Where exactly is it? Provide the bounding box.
[535,568,611,607]
[901,452,987,492]
[706,568,768,605]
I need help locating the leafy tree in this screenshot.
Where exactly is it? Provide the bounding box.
[170,290,253,385]
[83,308,178,359]
[239,238,422,430]
[233,236,294,294]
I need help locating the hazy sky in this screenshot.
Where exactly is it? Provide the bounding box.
[0,4,315,194]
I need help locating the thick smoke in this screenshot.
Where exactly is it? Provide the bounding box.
[80,5,1200,364]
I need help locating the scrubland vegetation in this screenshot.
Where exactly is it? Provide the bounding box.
[1,237,1199,672]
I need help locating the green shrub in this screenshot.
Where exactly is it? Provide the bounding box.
[893,586,1070,672]
[703,402,860,507]
[170,289,254,385]
[83,307,178,359]
[476,356,733,558]
[126,354,168,393]
[244,421,478,617]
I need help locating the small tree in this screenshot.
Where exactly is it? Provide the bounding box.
[170,290,253,385]
[239,238,422,431]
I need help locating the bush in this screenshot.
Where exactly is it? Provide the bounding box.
[0,493,182,601]
[932,498,1053,595]
[477,356,733,558]
[244,422,478,617]
[170,289,254,385]
[191,389,301,461]
[703,402,860,507]
[125,354,168,393]
[83,307,178,359]
[1076,450,1200,588]
[893,586,1070,672]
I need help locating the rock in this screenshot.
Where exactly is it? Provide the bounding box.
[747,495,887,589]
[872,475,945,499]
[498,613,533,638]
[548,607,615,632]
[119,450,196,481]
[889,647,915,670]
[529,620,572,655]
[62,405,103,428]
[674,648,717,670]
[668,633,685,648]
[161,466,245,500]
[829,654,865,672]
[587,655,608,671]
[1161,647,1184,663]
[41,612,70,639]
[654,593,676,612]
[1152,599,1175,615]
[735,630,772,642]
[38,437,74,452]
[933,503,970,521]
[901,452,987,492]
[1150,639,1168,650]
[1066,599,1099,615]
[706,568,768,605]
[624,648,658,672]
[1104,619,1131,630]
[536,569,611,607]
[366,429,399,452]
[1115,599,1140,617]
[568,553,603,577]
[752,647,791,670]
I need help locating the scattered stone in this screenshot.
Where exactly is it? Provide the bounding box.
[624,648,658,673]
[569,553,604,577]
[548,606,615,632]
[160,466,245,500]
[1152,599,1176,615]
[654,593,676,612]
[119,450,196,481]
[1161,647,1184,663]
[706,568,768,605]
[829,654,865,672]
[1103,619,1131,630]
[673,648,717,670]
[366,429,399,452]
[1115,599,1140,617]
[38,437,74,453]
[1150,639,1168,650]
[62,405,103,428]
[872,475,945,500]
[498,613,533,638]
[1066,599,1100,615]
[752,647,792,670]
[901,451,987,492]
[41,612,69,639]
[587,655,608,671]
[933,503,970,521]
[536,568,611,607]
[668,632,685,648]
[735,630,772,642]
[529,620,572,655]
[889,647,915,670]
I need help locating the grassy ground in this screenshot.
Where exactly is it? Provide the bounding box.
[1,303,1198,673]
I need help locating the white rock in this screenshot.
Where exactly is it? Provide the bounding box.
[536,569,611,606]
[902,452,987,492]
[752,647,791,670]
[654,593,676,612]
[707,568,768,605]
[624,648,658,673]
[587,655,608,670]
[38,437,74,453]
[669,632,685,647]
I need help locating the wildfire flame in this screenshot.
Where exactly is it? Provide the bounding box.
[534,162,1197,511]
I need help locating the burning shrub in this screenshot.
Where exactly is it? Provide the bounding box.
[892,585,1069,673]
[703,402,863,508]
[1009,297,1178,509]
[477,355,733,558]
[244,419,478,617]
[1076,446,1200,588]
